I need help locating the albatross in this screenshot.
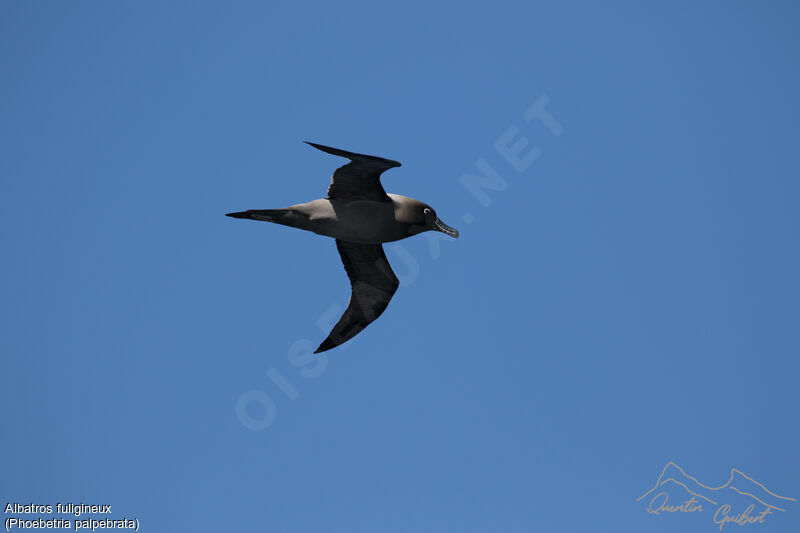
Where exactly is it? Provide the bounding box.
[226,142,459,354]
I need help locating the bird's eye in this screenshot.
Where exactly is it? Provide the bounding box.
[423,208,432,215]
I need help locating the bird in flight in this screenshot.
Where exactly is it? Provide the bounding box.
[227,142,459,353]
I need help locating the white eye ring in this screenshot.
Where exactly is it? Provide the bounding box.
[424,208,432,215]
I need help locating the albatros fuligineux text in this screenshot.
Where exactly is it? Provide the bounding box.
[226,142,459,354]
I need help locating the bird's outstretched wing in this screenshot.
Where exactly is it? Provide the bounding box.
[306,141,401,202]
[315,240,400,353]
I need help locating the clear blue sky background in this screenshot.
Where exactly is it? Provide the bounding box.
[2,2,798,532]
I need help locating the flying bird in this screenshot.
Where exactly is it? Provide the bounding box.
[227,142,459,353]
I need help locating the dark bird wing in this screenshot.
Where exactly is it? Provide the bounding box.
[306,141,401,202]
[315,240,400,353]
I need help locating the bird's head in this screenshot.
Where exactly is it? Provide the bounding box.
[421,205,459,238]
[394,196,459,239]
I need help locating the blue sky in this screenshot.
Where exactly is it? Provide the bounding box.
[1,2,798,532]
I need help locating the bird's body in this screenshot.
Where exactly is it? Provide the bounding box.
[242,194,429,244]
[227,142,458,353]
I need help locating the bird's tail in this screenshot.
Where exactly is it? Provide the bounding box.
[226,209,285,222]
[226,209,310,232]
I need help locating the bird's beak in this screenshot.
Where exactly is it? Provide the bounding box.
[434,217,459,239]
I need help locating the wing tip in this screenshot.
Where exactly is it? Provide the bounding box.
[304,141,326,151]
[314,338,336,354]
[304,141,401,168]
